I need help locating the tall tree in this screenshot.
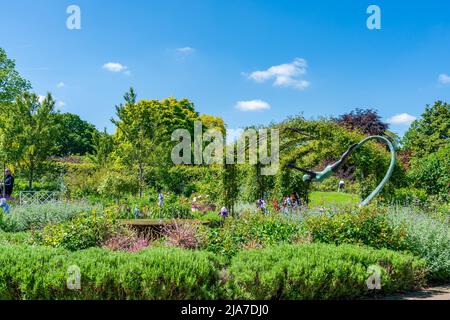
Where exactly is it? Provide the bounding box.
[0,92,58,189]
[111,88,157,198]
[402,101,450,158]
[0,47,31,103]
[90,128,114,167]
[53,113,98,156]
[335,108,388,136]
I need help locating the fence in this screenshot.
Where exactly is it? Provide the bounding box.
[19,191,61,205]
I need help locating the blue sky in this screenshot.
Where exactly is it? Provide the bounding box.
[1,0,450,137]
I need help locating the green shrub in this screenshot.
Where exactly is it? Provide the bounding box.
[114,196,192,220]
[408,144,450,201]
[0,231,32,245]
[192,211,224,227]
[305,206,408,251]
[146,202,192,219]
[0,244,221,300]
[203,211,304,258]
[33,210,119,251]
[1,201,97,232]
[225,243,427,300]
[384,188,429,206]
[387,207,450,281]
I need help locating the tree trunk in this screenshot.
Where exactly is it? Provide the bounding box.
[138,159,143,198]
[28,166,33,190]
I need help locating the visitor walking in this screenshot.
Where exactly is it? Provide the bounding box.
[338,180,345,192]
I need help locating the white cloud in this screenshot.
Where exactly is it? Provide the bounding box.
[246,58,310,90]
[387,113,417,125]
[56,82,65,88]
[57,101,66,108]
[235,100,271,112]
[102,62,128,73]
[176,47,195,54]
[438,74,450,85]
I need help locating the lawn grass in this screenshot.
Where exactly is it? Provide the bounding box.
[310,191,360,207]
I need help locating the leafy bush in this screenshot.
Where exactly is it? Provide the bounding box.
[203,211,303,258]
[114,198,192,220]
[387,207,450,281]
[1,201,97,232]
[407,144,450,201]
[146,202,192,219]
[225,243,427,300]
[192,211,224,227]
[0,231,32,245]
[305,206,408,251]
[0,244,221,300]
[384,188,429,206]
[33,210,120,251]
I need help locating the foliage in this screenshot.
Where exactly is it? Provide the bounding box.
[310,176,359,194]
[0,92,59,189]
[62,160,103,198]
[111,88,159,198]
[89,128,114,167]
[225,243,426,300]
[202,211,303,258]
[52,113,98,156]
[384,187,429,206]
[407,144,450,200]
[97,170,140,200]
[33,210,120,251]
[0,47,31,103]
[0,231,32,245]
[304,206,408,251]
[387,207,450,281]
[334,108,389,136]
[0,200,97,232]
[402,101,450,159]
[0,244,221,300]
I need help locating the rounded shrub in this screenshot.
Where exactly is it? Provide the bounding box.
[225,243,427,300]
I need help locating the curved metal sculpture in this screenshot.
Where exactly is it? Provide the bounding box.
[286,136,396,206]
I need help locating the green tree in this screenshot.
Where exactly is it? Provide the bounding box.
[90,128,114,167]
[402,101,450,158]
[0,92,58,189]
[408,144,450,200]
[111,88,158,198]
[0,47,31,103]
[53,113,98,156]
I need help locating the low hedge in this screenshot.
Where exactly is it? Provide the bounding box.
[225,243,427,300]
[0,242,427,300]
[0,244,221,300]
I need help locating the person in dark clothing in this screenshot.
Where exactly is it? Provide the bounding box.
[3,168,14,198]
